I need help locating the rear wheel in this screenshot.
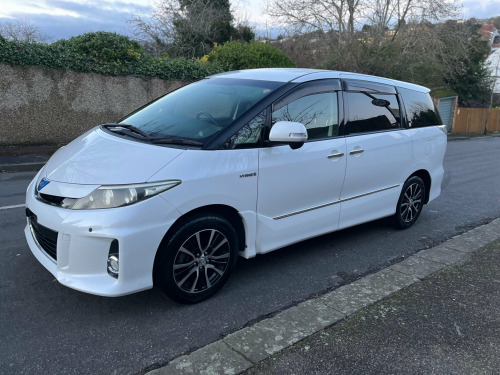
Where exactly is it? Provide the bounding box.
[155,214,238,303]
[394,176,425,229]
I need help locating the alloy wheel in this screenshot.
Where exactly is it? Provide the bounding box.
[172,229,231,294]
[400,183,423,223]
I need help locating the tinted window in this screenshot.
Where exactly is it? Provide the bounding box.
[122,78,281,142]
[346,92,401,134]
[272,92,339,140]
[399,87,441,128]
[222,110,267,149]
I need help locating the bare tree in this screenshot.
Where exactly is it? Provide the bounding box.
[266,0,460,71]
[272,32,328,68]
[130,0,233,57]
[230,1,256,42]
[265,0,368,71]
[266,0,458,38]
[0,19,48,43]
[361,0,459,41]
[265,0,364,40]
[130,0,178,55]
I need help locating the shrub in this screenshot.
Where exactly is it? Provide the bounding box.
[52,32,146,63]
[206,41,295,70]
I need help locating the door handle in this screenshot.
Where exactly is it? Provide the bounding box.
[349,149,364,155]
[327,152,344,159]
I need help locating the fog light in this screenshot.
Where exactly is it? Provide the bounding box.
[107,239,119,278]
[107,255,119,275]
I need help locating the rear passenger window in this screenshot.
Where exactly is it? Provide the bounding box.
[346,92,401,134]
[399,88,441,127]
[272,92,339,140]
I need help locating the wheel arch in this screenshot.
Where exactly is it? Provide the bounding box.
[408,169,431,204]
[153,204,246,285]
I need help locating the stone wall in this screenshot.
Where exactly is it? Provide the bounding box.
[0,64,187,146]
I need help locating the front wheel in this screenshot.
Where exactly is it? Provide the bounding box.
[394,176,425,229]
[155,214,239,303]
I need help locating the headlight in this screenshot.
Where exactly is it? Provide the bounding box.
[70,180,181,210]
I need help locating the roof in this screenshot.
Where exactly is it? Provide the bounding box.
[211,68,324,82]
[478,24,499,46]
[210,68,430,93]
[479,24,496,40]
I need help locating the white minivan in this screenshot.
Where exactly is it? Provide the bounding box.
[25,69,446,303]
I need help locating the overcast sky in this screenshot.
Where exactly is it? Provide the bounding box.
[0,0,498,42]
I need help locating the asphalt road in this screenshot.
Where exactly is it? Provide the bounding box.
[1,137,500,375]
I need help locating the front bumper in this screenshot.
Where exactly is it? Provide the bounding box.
[24,176,181,296]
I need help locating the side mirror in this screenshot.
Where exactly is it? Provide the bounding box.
[269,121,308,149]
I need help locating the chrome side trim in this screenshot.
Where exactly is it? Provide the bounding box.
[273,184,400,220]
[273,200,340,220]
[339,184,400,203]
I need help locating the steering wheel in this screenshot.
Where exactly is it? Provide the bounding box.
[196,111,218,126]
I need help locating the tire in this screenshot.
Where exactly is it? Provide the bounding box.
[393,176,426,229]
[155,214,239,303]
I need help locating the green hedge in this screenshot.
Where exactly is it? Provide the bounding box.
[0,33,297,80]
[206,41,295,70]
[0,35,224,81]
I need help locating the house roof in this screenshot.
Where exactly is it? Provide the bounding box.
[479,24,498,44]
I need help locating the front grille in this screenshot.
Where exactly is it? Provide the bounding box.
[36,192,77,209]
[39,193,65,206]
[27,209,58,261]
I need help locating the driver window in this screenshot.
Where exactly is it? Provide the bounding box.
[221,110,267,149]
[272,92,339,140]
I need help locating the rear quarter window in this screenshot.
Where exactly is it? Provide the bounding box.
[399,87,442,128]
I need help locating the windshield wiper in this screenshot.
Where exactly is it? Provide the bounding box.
[102,123,151,139]
[102,123,203,147]
[151,137,203,147]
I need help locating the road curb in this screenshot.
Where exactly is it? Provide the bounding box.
[147,218,500,375]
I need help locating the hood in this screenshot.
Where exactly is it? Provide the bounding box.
[44,128,184,185]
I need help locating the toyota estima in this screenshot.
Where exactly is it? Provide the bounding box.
[25,68,446,303]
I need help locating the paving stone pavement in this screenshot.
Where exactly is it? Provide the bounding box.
[246,237,500,375]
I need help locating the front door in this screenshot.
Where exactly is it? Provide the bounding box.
[256,85,347,254]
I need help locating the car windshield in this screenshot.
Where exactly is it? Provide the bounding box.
[120,78,283,144]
